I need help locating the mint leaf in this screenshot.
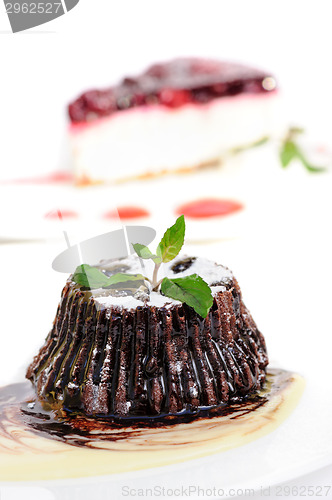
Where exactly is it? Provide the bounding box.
[280,140,298,167]
[280,132,326,173]
[301,162,326,173]
[296,150,327,174]
[132,243,161,264]
[73,264,111,288]
[161,274,213,318]
[72,264,145,289]
[156,215,185,263]
[105,273,146,286]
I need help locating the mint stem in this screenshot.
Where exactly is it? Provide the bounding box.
[154,278,164,290]
[152,263,161,291]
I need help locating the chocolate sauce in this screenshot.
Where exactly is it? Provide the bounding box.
[0,379,271,451]
[0,369,304,482]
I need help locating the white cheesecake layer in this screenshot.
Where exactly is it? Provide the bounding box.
[69,92,281,183]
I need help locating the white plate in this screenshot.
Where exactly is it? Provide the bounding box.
[0,153,332,498]
[1,237,332,499]
[0,147,291,244]
[1,376,330,500]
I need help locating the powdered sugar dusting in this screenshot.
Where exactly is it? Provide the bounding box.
[92,254,233,313]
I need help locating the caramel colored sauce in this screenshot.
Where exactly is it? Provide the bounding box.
[0,369,304,481]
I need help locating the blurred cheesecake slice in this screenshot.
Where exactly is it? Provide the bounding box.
[68,58,280,183]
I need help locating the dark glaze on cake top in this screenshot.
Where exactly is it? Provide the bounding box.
[68,58,276,124]
[26,255,268,420]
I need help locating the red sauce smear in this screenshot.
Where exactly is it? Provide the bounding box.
[1,171,74,185]
[104,206,150,220]
[45,210,78,219]
[176,199,243,219]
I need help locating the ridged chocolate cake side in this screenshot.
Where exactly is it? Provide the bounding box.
[26,256,268,419]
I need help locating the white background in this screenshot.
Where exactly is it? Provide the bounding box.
[1,1,332,499]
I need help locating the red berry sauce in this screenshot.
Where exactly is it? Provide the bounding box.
[104,206,150,220]
[2,171,74,185]
[176,199,243,219]
[45,210,78,219]
[68,58,276,124]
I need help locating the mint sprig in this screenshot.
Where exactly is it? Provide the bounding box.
[132,215,213,317]
[73,216,214,318]
[73,264,145,290]
[223,127,326,174]
[156,214,185,263]
[280,128,326,173]
[133,215,186,291]
[132,215,185,266]
[161,274,213,318]
[132,243,161,264]
[73,264,110,288]
[280,139,299,168]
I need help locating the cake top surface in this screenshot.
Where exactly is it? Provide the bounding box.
[138,58,270,90]
[74,254,233,313]
[68,58,276,123]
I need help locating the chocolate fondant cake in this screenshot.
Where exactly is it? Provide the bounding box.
[26,255,268,419]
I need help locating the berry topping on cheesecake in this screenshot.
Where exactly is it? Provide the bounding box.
[68,58,276,124]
